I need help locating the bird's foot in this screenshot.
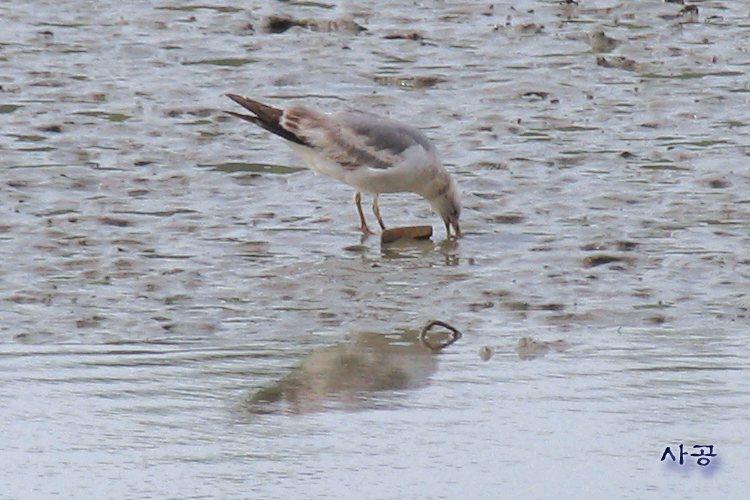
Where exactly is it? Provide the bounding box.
[359,224,377,237]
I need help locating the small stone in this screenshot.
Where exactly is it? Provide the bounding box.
[479,346,493,361]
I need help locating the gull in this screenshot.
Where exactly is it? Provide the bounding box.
[225,94,461,238]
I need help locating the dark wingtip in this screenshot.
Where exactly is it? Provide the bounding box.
[225,93,242,102]
[224,95,263,124]
[222,94,310,147]
[224,110,258,123]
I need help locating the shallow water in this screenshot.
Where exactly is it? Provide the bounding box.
[2,0,750,498]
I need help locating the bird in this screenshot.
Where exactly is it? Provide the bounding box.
[224,94,461,238]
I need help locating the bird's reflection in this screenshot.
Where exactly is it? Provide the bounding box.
[243,325,459,414]
[379,236,461,266]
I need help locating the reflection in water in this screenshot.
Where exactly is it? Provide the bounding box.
[244,327,459,414]
[380,236,461,266]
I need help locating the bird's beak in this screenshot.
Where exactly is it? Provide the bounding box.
[444,217,462,239]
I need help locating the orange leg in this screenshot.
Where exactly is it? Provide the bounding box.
[372,194,386,231]
[354,192,374,234]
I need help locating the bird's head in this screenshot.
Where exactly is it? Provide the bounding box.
[429,179,462,239]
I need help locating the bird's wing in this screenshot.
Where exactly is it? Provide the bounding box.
[338,109,435,157]
[226,95,435,171]
[225,94,310,147]
[282,107,435,170]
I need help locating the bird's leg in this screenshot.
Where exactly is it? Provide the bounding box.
[354,192,374,234]
[372,194,386,231]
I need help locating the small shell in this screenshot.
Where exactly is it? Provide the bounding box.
[419,319,461,352]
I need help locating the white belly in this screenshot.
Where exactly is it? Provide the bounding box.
[287,142,436,196]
